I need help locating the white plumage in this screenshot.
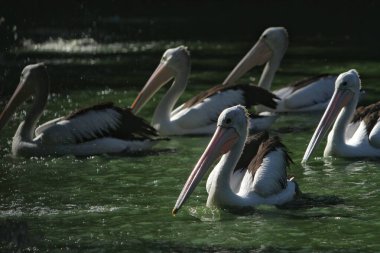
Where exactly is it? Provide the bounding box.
[171,89,245,129]
[274,76,336,112]
[0,63,161,157]
[173,105,298,214]
[249,149,287,197]
[223,27,339,113]
[303,70,380,162]
[40,108,122,144]
[131,46,279,136]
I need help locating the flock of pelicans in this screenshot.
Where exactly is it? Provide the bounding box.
[1,27,380,215]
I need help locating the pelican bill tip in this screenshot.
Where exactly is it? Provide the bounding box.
[172,207,178,216]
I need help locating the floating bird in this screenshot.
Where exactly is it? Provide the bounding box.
[130,46,279,136]
[302,69,380,162]
[0,63,162,157]
[172,105,298,214]
[223,27,338,113]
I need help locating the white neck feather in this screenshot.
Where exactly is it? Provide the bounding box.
[258,54,283,91]
[325,93,359,156]
[19,86,49,142]
[152,67,189,133]
[206,133,247,208]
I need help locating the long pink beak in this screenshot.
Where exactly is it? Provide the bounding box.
[130,62,175,114]
[0,80,30,131]
[172,126,239,215]
[223,39,272,86]
[302,89,354,163]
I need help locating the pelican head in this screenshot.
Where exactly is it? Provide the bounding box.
[0,63,49,131]
[172,105,249,215]
[223,27,288,86]
[302,69,361,163]
[130,46,190,114]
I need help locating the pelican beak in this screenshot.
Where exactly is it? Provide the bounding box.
[302,89,354,163]
[0,78,32,131]
[130,62,175,114]
[172,126,239,215]
[223,38,272,86]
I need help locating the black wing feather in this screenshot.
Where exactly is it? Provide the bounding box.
[65,102,158,143]
[183,84,278,109]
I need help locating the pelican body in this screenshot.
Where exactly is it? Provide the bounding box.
[131,46,279,136]
[0,63,161,157]
[302,69,380,162]
[172,105,298,214]
[223,27,337,113]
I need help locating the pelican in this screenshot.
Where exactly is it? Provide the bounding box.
[172,105,298,214]
[0,63,162,157]
[223,27,337,113]
[302,69,380,162]
[130,46,279,136]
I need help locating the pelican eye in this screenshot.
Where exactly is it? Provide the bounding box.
[342,81,347,86]
[20,73,26,81]
[162,56,168,61]
[225,118,232,124]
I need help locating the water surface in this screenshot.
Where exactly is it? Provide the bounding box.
[1,39,380,252]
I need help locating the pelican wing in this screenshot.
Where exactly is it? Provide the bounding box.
[234,131,269,172]
[352,101,380,134]
[248,113,278,132]
[275,75,336,110]
[171,85,278,131]
[172,89,245,130]
[289,74,335,91]
[35,117,64,136]
[352,101,380,148]
[36,103,158,145]
[244,136,292,197]
[182,84,278,110]
[368,120,380,148]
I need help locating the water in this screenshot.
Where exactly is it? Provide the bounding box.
[1,38,380,252]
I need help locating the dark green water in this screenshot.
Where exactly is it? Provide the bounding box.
[1,39,380,252]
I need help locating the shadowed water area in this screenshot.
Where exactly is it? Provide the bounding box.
[1,1,380,252]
